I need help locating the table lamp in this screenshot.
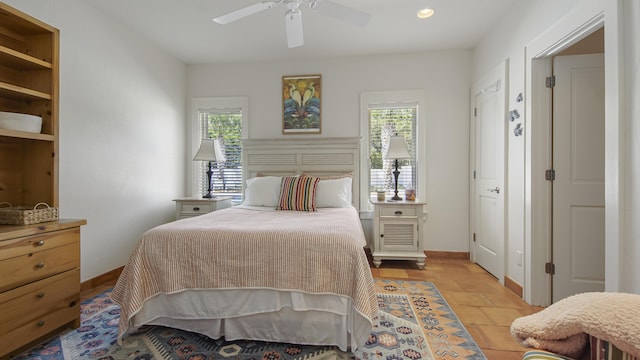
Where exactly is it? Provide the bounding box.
[193,138,226,198]
[385,134,411,201]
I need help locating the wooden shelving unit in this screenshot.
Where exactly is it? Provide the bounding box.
[0,3,85,358]
[0,1,59,207]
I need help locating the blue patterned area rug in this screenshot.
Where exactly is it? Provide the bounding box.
[16,280,486,360]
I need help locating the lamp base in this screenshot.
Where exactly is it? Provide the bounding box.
[391,159,402,201]
[202,191,218,199]
[202,163,216,199]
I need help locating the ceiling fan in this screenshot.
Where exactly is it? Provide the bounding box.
[213,0,371,48]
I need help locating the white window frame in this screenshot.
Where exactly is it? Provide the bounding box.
[360,90,426,212]
[190,97,249,199]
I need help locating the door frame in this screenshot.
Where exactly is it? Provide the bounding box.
[469,60,508,283]
[524,10,604,306]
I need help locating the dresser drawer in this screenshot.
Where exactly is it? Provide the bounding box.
[0,228,80,261]
[380,206,418,217]
[0,241,80,292]
[0,269,79,336]
[0,292,79,357]
[179,202,214,214]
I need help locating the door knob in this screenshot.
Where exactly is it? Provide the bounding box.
[486,187,500,194]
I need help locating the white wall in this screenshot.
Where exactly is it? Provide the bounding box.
[188,51,473,252]
[474,0,640,295]
[473,0,597,288]
[4,0,187,281]
[608,0,640,293]
[472,0,586,288]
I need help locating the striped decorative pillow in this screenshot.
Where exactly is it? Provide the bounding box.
[589,335,638,360]
[278,175,320,211]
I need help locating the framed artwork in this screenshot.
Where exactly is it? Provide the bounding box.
[282,74,321,134]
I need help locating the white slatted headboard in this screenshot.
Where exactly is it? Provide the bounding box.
[241,137,361,210]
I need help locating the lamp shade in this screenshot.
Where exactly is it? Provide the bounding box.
[385,135,411,160]
[193,138,226,162]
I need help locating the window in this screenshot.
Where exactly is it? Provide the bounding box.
[369,105,417,195]
[360,90,425,210]
[191,97,248,203]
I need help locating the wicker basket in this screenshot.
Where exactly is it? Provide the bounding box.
[0,202,59,225]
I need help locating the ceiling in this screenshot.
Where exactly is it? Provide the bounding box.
[84,0,518,64]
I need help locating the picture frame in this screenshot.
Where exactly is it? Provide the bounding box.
[282,74,321,134]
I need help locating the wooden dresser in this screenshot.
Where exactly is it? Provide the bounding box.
[0,4,86,357]
[0,219,86,358]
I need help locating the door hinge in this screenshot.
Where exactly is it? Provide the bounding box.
[473,233,476,242]
[474,107,477,117]
[473,170,476,179]
[545,169,555,181]
[546,76,556,88]
[545,262,555,275]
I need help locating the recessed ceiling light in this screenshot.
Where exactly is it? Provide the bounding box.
[417,8,434,19]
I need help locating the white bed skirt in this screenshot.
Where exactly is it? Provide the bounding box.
[127,288,373,351]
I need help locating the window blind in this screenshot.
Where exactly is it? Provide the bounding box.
[198,109,243,202]
[368,104,417,196]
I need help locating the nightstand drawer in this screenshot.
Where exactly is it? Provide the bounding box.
[174,197,232,220]
[380,206,418,217]
[179,203,214,214]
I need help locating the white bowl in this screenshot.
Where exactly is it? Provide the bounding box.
[0,111,43,133]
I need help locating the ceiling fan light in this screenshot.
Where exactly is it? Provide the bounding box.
[285,9,304,48]
[417,8,434,19]
[285,0,301,11]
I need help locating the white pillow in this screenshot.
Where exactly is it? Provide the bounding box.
[242,176,283,207]
[315,177,352,208]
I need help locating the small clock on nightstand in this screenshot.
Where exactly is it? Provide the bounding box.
[173,197,232,220]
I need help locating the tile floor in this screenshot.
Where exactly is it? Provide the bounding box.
[371,258,544,360]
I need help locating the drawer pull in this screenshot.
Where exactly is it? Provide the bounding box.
[394,211,403,215]
[69,300,77,307]
[37,320,45,327]
[193,207,200,211]
[36,292,46,299]
[35,262,45,269]
[36,240,45,246]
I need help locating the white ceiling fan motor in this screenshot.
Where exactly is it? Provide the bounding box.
[213,0,371,48]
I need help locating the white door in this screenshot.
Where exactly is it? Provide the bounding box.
[552,54,605,302]
[471,63,506,282]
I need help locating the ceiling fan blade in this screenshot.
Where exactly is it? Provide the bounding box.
[310,0,371,27]
[213,1,277,25]
[285,10,304,48]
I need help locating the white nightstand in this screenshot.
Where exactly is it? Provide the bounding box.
[173,197,232,220]
[371,199,427,269]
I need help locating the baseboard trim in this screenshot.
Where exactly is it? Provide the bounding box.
[504,275,523,297]
[424,251,470,260]
[80,266,124,292]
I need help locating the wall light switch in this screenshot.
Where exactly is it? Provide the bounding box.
[516,250,523,267]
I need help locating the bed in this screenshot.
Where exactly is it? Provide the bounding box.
[110,138,377,351]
